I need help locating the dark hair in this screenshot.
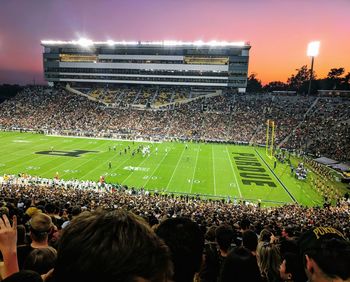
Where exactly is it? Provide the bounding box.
[216,225,234,252]
[219,246,261,282]
[71,205,81,216]
[205,225,217,242]
[240,219,251,230]
[44,203,57,214]
[283,252,307,282]
[242,230,258,252]
[2,270,43,282]
[53,209,173,282]
[156,217,204,282]
[17,224,26,246]
[279,239,298,258]
[304,238,350,280]
[23,247,57,275]
[30,227,49,243]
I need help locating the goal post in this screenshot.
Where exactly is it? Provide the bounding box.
[266,119,275,159]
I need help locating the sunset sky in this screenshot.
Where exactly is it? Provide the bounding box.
[0,0,349,85]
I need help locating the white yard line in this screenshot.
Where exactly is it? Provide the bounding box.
[226,146,242,198]
[122,155,150,183]
[190,145,200,193]
[212,145,217,196]
[143,152,169,187]
[165,147,186,191]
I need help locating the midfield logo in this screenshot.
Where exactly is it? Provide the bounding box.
[35,150,99,157]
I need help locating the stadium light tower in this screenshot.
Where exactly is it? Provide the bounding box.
[307,41,320,95]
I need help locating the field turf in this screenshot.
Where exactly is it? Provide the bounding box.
[0,132,328,206]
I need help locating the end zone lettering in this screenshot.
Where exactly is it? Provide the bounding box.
[35,150,99,157]
[232,152,277,188]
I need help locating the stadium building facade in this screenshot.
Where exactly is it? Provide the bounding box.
[42,40,251,90]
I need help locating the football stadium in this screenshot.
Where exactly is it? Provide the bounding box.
[1,1,350,280]
[1,39,348,208]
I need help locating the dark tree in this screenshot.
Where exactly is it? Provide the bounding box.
[246,73,263,93]
[287,65,316,94]
[341,72,350,90]
[327,68,345,80]
[263,81,289,92]
[327,67,345,89]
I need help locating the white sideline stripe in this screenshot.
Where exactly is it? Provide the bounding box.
[226,146,242,198]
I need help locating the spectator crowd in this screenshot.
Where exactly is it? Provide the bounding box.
[0,173,349,281]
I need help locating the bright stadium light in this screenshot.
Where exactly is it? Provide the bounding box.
[307,41,320,57]
[106,40,115,46]
[307,41,320,95]
[193,40,204,46]
[40,39,249,47]
[76,38,93,47]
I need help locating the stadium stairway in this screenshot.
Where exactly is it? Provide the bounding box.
[132,89,142,104]
[155,90,222,109]
[65,84,108,106]
[150,88,159,105]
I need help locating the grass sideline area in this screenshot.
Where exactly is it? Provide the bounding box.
[0,131,345,207]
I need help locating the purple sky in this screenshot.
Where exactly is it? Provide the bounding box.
[1,0,349,85]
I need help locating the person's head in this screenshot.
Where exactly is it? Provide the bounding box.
[2,270,43,282]
[259,228,273,243]
[23,247,57,275]
[298,226,350,282]
[279,239,300,261]
[219,246,261,282]
[30,212,53,243]
[17,224,26,245]
[205,225,217,242]
[256,241,281,280]
[44,203,57,215]
[71,205,81,217]
[156,217,204,282]
[215,225,234,253]
[240,219,250,231]
[279,252,307,282]
[242,230,258,253]
[282,226,294,239]
[53,209,173,282]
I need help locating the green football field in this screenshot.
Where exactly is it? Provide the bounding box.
[0,131,328,206]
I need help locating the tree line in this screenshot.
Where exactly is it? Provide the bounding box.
[247,67,350,93]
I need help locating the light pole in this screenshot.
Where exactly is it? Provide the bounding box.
[307,41,320,95]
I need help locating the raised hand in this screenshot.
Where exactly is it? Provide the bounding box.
[0,215,18,278]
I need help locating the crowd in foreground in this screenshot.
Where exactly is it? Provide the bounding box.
[0,174,349,281]
[0,87,349,161]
